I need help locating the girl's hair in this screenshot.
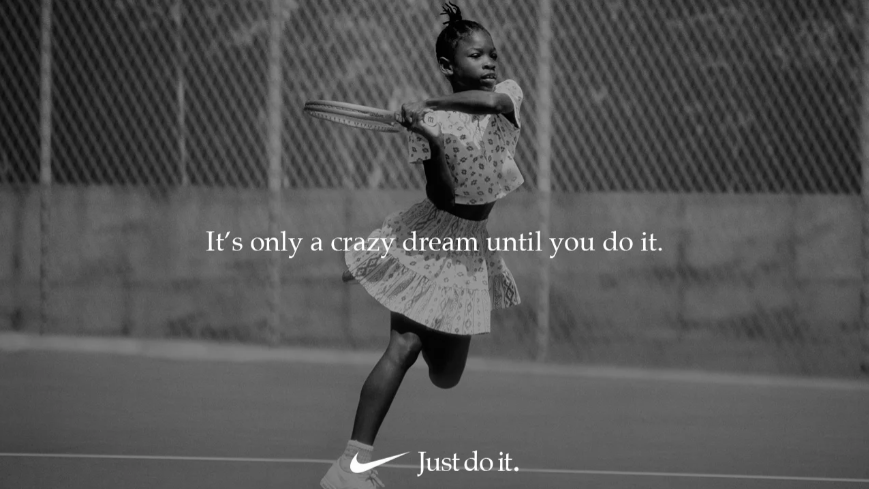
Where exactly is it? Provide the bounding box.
[435,2,489,62]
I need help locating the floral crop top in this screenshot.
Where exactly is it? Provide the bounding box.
[407,79,524,205]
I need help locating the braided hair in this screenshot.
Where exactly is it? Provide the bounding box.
[435,2,490,62]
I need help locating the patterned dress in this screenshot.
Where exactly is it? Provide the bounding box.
[344,80,525,335]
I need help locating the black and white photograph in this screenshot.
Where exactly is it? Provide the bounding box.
[2,1,868,488]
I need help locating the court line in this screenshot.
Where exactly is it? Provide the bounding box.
[2,332,869,391]
[1,453,867,484]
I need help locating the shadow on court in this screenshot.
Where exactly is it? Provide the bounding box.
[1,350,868,489]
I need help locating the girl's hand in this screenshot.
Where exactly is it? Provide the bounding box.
[397,101,441,141]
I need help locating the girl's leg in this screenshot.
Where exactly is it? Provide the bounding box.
[349,312,424,444]
[420,328,471,389]
[323,313,472,488]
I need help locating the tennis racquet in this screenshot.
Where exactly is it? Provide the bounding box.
[303,100,436,133]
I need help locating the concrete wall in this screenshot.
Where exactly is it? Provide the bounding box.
[0,187,862,376]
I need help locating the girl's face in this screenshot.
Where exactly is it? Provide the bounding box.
[442,30,499,92]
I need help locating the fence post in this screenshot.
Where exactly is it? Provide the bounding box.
[266,0,284,344]
[173,0,188,186]
[861,3,869,374]
[38,0,54,335]
[535,0,554,362]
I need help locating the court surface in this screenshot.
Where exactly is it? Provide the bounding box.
[2,344,869,489]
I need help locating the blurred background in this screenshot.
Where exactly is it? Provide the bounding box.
[2,0,868,378]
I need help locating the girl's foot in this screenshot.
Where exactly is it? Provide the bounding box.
[320,459,385,488]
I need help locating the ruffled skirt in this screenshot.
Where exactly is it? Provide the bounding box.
[343,198,520,335]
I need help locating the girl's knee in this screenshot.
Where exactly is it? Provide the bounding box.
[429,370,463,389]
[388,331,423,368]
[421,336,470,389]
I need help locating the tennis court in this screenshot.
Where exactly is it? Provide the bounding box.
[2,340,868,489]
[4,2,869,488]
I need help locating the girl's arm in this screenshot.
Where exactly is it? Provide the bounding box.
[400,90,517,127]
[423,90,514,116]
[422,134,455,211]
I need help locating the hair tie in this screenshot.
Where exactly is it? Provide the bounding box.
[440,2,462,25]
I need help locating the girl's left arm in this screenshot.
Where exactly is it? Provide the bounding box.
[423,90,514,116]
[400,87,519,128]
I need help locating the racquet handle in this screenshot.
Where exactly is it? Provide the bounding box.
[302,100,438,133]
[395,111,437,127]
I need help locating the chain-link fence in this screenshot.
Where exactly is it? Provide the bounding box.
[3,0,862,191]
[1,0,867,377]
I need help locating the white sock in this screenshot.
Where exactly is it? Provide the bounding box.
[338,440,374,472]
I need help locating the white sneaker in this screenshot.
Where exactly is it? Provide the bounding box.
[320,459,385,489]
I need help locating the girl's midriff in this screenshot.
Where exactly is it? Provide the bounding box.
[447,201,495,221]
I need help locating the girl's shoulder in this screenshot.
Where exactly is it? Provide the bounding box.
[496,78,521,90]
[494,79,523,130]
[495,79,522,99]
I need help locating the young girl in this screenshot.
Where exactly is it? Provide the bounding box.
[321,3,524,488]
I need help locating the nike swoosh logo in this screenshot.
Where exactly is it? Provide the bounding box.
[349,452,409,473]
